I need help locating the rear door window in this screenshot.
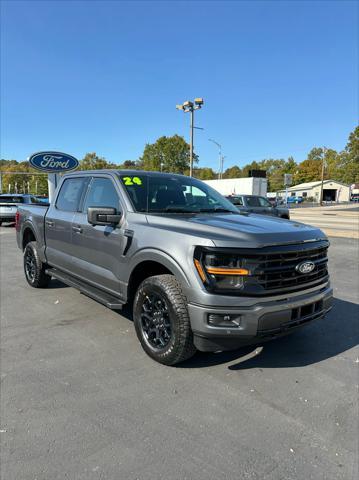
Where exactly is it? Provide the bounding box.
[56,178,88,212]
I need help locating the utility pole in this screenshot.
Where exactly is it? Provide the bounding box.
[209,138,223,179]
[176,98,204,177]
[320,146,326,206]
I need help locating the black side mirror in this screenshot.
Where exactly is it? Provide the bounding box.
[87,207,121,226]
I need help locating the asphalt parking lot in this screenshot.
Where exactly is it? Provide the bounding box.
[1,226,358,480]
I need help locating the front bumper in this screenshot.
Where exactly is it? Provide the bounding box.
[188,284,333,352]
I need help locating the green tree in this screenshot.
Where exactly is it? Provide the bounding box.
[79,152,116,170]
[140,135,196,174]
[120,160,139,169]
[222,165,243,179]
[196,167,216,180]
[294,148,323,184]
[334,126,359,184]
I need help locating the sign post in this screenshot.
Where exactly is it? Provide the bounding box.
[27,151,79,202]
[283,173,293,205]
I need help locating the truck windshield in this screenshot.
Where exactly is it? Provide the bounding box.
[119,174,239,214]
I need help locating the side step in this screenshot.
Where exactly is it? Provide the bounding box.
[46,268,125,310]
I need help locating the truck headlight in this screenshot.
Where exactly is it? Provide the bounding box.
[194,250,250,291]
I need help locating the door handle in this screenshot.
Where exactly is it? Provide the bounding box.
[45,220,54,227]
[72,226,83,234]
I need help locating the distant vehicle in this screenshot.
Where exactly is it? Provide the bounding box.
[226,194,290,219]
[0,194,42,225]
[34,196,49,205]
[287,196,303,204]
[267,196,285,206]
[350,194,359,202]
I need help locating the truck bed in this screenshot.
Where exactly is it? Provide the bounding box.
[16,204,49,251]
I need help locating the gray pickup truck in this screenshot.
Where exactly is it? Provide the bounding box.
[226,194,290,219]
[16,170,333,365]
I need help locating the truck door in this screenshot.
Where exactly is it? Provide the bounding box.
[70,175,126,295]
[45,176,89,272]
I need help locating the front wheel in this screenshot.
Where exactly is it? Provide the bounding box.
[133,274,196,365]
[24,241,51,288]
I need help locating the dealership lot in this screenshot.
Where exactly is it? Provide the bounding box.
[289,204,359,239]
[1,226,358,480]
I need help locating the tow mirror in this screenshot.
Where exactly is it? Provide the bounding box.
[87,207,121,226]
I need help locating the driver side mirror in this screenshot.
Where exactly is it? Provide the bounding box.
[87,207,121,226]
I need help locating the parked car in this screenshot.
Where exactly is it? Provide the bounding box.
[16,170,332,365]
[34,195,49,205]
[0,194,40,225]
[226,194,290,219]
[287,196,303,204]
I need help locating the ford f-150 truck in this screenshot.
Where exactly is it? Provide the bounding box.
[16,170,333,365]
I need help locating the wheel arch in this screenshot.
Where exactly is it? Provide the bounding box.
[22,225,37,250]
[126,250,192,303]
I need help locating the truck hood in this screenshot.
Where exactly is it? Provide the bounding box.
[146,212,326,248]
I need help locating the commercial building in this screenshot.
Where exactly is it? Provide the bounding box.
[273,180,350,203]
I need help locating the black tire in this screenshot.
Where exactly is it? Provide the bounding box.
[24,241,51,288]
[0,221,2,226]
[133,274,196,366]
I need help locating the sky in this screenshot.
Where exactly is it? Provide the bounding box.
[1,0,358,172]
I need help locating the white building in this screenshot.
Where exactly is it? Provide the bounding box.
[273,180,350,203]
[203,177,267,196]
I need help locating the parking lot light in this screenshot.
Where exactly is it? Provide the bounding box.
[176,98,204,177]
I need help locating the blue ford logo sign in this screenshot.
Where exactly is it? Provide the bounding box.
[296,261,315,274]
[28,151,79,173]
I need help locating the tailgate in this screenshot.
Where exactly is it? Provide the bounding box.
[0,203,18,214]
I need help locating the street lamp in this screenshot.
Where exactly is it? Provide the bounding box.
[176,98,204,177]
[208,138,224,179]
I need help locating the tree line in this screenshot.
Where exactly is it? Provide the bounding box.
[0,125,358,195]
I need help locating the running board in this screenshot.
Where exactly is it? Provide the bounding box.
[46,268,125,310]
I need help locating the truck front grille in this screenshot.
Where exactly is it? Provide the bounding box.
[201,240,330,296]
[253,243,329,293]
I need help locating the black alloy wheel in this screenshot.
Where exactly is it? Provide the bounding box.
[133,274,196,365]
[25,247,36,282]
[140,293,171,350]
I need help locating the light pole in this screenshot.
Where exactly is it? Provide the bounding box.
[208,138,223,179]
[176,98,204,177]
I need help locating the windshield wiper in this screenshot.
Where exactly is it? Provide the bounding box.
[199,208,236,213]
[164,207,196,213]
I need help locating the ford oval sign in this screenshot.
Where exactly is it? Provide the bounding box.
[295,261,315,274]
[28,151,79,173]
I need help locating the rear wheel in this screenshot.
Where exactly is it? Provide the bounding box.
[133,274,196,365]
[24,241,51,288]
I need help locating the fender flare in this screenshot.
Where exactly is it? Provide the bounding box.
[127,248,192,290]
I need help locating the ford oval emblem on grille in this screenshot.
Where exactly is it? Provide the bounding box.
[296,261,315,274]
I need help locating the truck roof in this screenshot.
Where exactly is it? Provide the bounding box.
[63,169,189,178]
